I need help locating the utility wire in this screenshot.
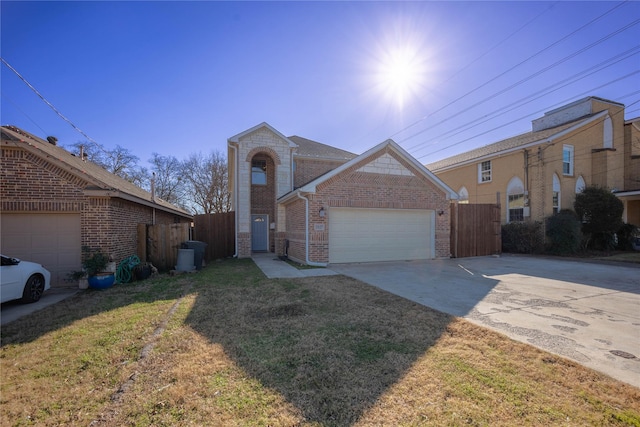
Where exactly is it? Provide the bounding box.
[403,17,640,149]
[416,76,640,162]
[390,0,629,140]
[1,57,100,147]
[406,46,640,152]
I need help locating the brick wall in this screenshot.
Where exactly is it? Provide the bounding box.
[283,148,451,263]
[294,157,347,187]
[1,145,190,266]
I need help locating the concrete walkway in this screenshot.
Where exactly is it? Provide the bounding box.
[251,253,339,279]
[1,287,79,325]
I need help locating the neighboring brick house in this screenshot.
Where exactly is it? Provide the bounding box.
[427,97,640,227]
[227,122,458,265]
[1,126,192,286]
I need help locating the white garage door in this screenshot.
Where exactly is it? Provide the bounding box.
[1,214,81,287]
[329,208,434,263]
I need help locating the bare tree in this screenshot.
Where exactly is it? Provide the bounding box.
[182,151,231,214]
[68,141,147,187]
[148,152,187,209]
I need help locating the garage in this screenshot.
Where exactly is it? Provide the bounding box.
[1,214,81,287]
[329,208,434,263]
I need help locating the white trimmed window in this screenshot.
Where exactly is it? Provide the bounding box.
[458,186,469,204]
[478,160,492,183]
[552,173,561,214]
[507,177,525,223]
[562,145,574,176]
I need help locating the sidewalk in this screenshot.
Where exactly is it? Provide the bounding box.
[1,287,79,325]
[251,253,339,279]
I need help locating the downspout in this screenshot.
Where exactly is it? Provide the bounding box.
[229,142,239,258]
[296,192,328,267]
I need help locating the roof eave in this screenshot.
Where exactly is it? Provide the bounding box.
[430,111,608,174]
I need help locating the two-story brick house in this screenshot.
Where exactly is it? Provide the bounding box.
[427,97,639,228]
[1,126,192,286]
[227,122,458,265]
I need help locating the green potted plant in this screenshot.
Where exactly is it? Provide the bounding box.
[82,247,115,289]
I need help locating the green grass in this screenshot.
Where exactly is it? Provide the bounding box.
[2,259,639,426]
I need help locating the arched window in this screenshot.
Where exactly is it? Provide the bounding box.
[552,174,561,214]
[458,186,469,204]
[506,177,525,223]
[575,176,586,194]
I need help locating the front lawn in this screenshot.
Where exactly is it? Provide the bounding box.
[1,259,638,426]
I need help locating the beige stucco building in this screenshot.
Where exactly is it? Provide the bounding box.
[427,97,640,227]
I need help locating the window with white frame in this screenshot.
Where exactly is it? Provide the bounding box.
[458,186,469,204]
[506,177,525,223]
[478,160,492,183]
[552,173,561,214]
[562,145,574,176]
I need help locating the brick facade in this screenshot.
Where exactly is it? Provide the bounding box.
[1,142,191,282]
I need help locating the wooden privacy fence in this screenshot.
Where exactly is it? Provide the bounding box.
[137,223,190,271]
[451,203,501,258]
[193,212,235,261]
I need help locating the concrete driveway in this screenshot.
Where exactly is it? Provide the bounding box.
[331,255,640,388]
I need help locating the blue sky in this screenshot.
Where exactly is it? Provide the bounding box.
[2,1,639,168]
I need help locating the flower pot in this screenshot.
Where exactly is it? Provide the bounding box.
[88,272,115,289]
[78,278,89,290]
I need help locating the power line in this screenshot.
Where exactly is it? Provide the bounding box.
[402,17,640,150]
[405,46,640,153]
[415,79,640,162]
[390,0,630,140]
[1,57,100,147]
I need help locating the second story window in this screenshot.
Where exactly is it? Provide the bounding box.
[562,145,574,176]
[478,160,492,183]
[252,160,267,185]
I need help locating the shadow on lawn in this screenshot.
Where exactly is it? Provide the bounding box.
[185,259,499,425]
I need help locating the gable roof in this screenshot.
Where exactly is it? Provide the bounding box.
[279,138,458,203]
[227,122,297,148]
[426,111,608,172]
[288,135,357,161]
[1,125,191,217]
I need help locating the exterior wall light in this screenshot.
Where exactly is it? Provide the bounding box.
[438,209,445,216]
[319,207,326,217]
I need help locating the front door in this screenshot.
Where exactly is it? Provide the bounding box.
[251,214,268,252]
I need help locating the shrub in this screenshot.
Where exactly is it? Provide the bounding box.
[574,186,623,250]
[545,210,582,254]
[502,221,543,254]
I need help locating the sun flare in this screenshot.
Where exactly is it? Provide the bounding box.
[376,46,425,108]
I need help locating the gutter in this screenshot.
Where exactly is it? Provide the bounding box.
[229,142,239,258]
[296,192,328,267]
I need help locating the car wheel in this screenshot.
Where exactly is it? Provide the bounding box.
[22,274,45,303]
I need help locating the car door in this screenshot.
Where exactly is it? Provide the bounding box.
[1,257,23,303]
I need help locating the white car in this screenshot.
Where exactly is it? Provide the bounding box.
[1,255,51,304]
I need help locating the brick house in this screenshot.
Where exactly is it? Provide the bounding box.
[227,122,458,265]
[427,97,640,228]
[1,126,192,286]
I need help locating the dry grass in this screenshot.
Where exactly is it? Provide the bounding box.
[1,259,639,426]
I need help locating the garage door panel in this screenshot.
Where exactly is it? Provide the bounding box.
[329,208,434,263]
[1,214,81,287]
